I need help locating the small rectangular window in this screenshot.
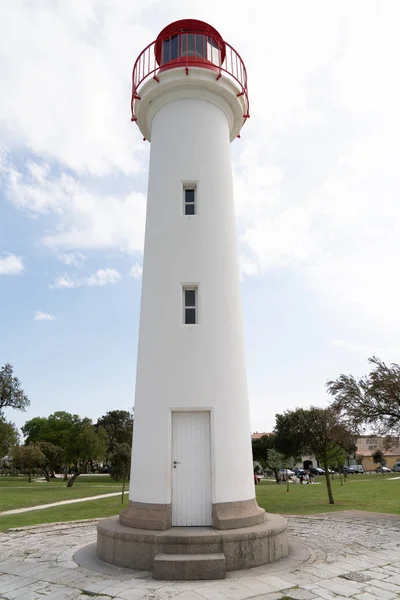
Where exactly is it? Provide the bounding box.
[183,185,197,215]
[183,286,198,324]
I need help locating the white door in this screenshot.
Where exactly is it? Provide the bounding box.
[172,411,212,526]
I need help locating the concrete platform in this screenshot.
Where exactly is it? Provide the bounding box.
[153,553,226,580]
[96,513,288,577]
[2,512,400,600]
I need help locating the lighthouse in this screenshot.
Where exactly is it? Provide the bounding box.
[97,19,288,579]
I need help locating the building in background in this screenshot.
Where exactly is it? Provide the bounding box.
[356,436,400,470]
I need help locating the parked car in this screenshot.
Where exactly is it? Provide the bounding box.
[294,468,306,476]
[344,466,355,474]
[392,462,400,472]
[309,467,325,476]
[279,468,295,476]
[351,465,365,474]
[376,466,391,473]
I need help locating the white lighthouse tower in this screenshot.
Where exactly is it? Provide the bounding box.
[97,19,288,579]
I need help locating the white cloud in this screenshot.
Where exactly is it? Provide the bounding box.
[0,254,24,275]
[230,2,400,340]
[0,158,146,254]
[0,0,152,177]
[57,252,86,268]
[34,311,56,321]
[51,268,121,289]
[130,263,143,279]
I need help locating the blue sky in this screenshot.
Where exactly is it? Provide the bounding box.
[1,0,400,436]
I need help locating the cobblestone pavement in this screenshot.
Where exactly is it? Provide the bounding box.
[1,512,400,600]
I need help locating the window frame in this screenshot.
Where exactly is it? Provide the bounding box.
[182,285,198,325]
[183,182,197,216]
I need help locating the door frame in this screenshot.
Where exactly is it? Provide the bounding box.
[169,407,214,520]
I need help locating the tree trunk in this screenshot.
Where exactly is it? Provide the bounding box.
[323,459,334,504]
[41,466,51,482]
[28,470,32,483]
[273,468,281,484]
[66,469,83,488]
[50,470,57,479]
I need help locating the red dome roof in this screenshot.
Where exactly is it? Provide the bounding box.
[154,19,226,65]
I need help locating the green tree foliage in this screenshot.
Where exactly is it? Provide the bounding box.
[65,420,107,487]
[12,443,45,483]
[252,434,296,483]
[109,442,131,503]
[96,410,133,459]
[22,412,81,448]
[0,363,30,417]
[274,407,355,504]
[372,449,384,467]
[21,417,48,444]
[37,442,63,481]
[0,418,19,458]
[327,356,400,438]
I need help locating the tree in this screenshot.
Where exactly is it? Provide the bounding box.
[356,453,365,466]
[12,443,45,483]
[22,411,81,448]
[65,420,107,487]
[96,410,133,459]
[0,418,19,457]
[251,434,297,484]
[110,442,131,503]
[22,411,82,477]
[275,407,355,504]
[327,356,400,438]
[38,442,63,480]
[21,417,48,444]
[372,449,384,469]
[0,363,30,417]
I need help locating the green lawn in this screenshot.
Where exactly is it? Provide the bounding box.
[0,473,398,533]
[0,495,126,532]
[256,473,400,515]
[0,475,126,512]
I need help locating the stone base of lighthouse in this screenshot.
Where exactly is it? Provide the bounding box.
[96,506,288,580]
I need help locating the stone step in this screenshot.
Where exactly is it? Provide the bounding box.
[153,552,226,580]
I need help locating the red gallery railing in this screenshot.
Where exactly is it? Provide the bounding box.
[131,32,249,131]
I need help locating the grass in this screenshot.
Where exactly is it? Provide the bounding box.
[0,495,127,532]
[0,473,398,533]
[255,473,400,515]
[0,475,126,512]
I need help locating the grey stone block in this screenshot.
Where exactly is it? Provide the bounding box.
[96,513,289,575]
[119,500,171,531]
[153,553,226,580]
[212,498,265,530]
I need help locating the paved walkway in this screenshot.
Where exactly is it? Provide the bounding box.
[1,511,400,600]
[0,492,129,516]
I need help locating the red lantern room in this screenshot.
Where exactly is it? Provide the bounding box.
[131,19,249,129]
[155,19,226,71]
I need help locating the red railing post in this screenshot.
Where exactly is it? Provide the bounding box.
[131,33,249,128]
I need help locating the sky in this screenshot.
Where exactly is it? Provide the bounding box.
[1,0,400,437]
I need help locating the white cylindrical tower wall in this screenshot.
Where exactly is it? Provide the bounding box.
[130,94,254,505]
